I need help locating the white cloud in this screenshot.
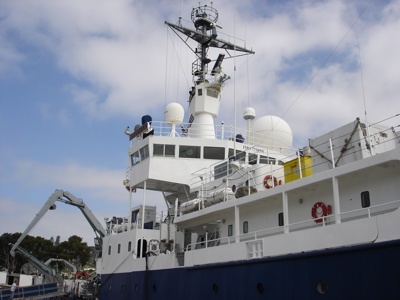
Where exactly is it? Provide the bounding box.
[1,0,399,244]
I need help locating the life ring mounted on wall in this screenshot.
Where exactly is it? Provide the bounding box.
[311,202,332,223]
[263,175,280,189]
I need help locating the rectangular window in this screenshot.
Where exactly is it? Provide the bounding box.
[243,221,249,234]
[118,244,121,254]
[179,145,201,158]
[361,191,370,208]
[260,155,276,165]
[154,144,175,157]
[128,241,132,252]
[153,144,164,156]
[165,145,175,156]
[228,224,233,237]
[207,88,218,98]
[204,147,225,159]
[131,210,139,223]
[229,149,246,162]
[131,151,140,165]
[249,154,258,165]
[140,145,149,160]
[278,212,284,226]
[108,245,111,255]
[198,88,203,96]
[214,162,228,179]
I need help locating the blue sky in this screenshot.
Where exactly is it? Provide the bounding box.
[1,0,399,245]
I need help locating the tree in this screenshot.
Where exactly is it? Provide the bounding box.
[0,233,92,274]
[57,235,91,268]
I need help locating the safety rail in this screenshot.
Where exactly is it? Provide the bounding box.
[0,282,63,299]
[179,114,400,215]
[184,200,400,252]
[129,120,294,149]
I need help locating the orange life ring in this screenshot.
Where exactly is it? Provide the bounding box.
[311,202,329,223]
[263,175,278,189]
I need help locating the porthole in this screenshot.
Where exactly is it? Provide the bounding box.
[316,281,328,294]
[135,284,139,293]
[109,284,112,291]
[256,282,264,294]
[121,284,126,292]
[212,283,218,294]
[153,284,157,292]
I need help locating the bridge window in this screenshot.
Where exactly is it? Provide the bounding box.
[140,145,149,160]
[154,144,175,157]
[179,145,200,158]
[229,149,246,162]
[130,145,149,166]
[260,155,276,165]
[249,154,258,165]
[204,147,225,159]
[131,151,140,165]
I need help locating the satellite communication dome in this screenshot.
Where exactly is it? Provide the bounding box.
[164,102,184,125]
[252,115,293,150]
[243,107,256,120]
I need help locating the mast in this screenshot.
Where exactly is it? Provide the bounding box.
[165,3,254,139]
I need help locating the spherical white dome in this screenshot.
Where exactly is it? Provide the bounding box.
[252,115,293,150]
[164,102,184,124]
[243,107,256,120]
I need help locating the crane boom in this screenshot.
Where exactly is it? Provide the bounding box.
[10,189,105,256]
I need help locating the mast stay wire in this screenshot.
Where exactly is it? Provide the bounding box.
[279,0,373,121]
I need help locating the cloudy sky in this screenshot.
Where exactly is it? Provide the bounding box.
[1,0,399,246]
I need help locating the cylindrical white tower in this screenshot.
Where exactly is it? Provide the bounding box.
[243,107,256,144]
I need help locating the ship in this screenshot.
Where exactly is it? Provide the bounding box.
[10,3,400,299]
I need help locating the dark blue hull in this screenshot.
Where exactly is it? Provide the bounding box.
[100,240,400,299]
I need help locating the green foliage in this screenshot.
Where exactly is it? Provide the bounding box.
[0,233,93,274]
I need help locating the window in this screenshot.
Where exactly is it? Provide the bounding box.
[214,162,228,179]
[131,210,139,223]
[229,149,246,162]
[108,246,111,255]
[131,151,140,165]
[204,147,225,159]
[118,244,121,254]
[249,154,258,165]
[260,155,276,165]
[243,221,249,234]
[153,144,175,157]
[140,145,149,160]
[361,191,370,208]
[198,88,203,96]
[278,212,284,226]
[165,145,175,156]
[228,225,233,237]
[207,88,218,98]
[128,241,132,252]
[153,144,164,156]
[179,145,200,158]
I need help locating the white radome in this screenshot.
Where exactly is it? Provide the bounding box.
[252,115,293,149]
[164,102,184,125]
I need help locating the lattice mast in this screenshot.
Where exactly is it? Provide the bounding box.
[166,3,254,139]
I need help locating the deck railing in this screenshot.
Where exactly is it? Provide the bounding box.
[184,199,400,252]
